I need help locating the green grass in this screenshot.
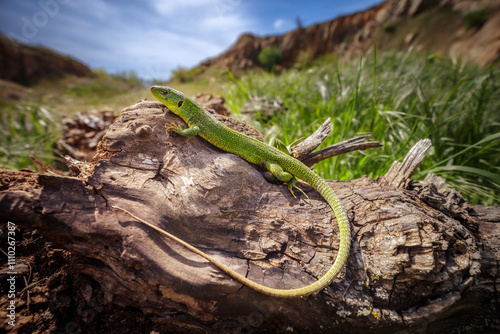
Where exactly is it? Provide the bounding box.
[224,51,500,205]
[0,70,148,170]
[0,100,61,169]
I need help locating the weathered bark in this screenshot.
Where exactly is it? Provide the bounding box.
[0,100,498,333]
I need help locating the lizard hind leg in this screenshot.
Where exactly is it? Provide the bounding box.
[286,177,310,201]
[269,137,292,155]
[263,161,310,201]
[269,137,306,158]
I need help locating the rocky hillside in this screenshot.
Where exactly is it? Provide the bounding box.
[199,0,500,74]
[0,33,91,85]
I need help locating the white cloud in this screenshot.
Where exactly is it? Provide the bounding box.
[150,0,244,22]
[274,18,286,29]
[136,0,252,79]
[150,0,217,16]
[2,0,253,80]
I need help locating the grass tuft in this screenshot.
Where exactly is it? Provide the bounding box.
[0,101,61,170]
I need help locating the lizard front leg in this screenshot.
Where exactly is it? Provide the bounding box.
[165,123,200,137]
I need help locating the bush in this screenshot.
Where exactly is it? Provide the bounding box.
[464,9,488,30]
[294,49,314,69]
[171,66,202,83]
[383,22,396,32]
[257,46,283,71]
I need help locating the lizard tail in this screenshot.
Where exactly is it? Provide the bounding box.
[113,174,350,298]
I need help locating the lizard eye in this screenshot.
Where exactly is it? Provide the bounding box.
[178,100,184,107]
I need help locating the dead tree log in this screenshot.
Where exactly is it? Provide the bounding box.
[0,100,498,333]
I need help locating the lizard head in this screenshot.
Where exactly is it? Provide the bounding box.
[150,85,200,121]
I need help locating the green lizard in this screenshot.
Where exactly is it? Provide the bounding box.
[116,85,351,298]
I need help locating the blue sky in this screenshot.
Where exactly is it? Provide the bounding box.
[0,0,382,80]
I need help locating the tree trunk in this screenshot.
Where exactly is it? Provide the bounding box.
[0,100,498,333]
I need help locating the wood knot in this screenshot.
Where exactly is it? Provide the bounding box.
[136,125,153,137]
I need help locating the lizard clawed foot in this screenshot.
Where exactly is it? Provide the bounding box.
[165,122,183,134]
[285,178,311,202]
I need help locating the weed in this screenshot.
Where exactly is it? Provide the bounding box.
[0,101,61,169]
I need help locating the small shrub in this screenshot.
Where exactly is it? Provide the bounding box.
[464,9,488,30]
[171,66,202,83]
[294,49,315,69]
[257,46,283,71]
[93,68,110,78]
[383,22,396,32]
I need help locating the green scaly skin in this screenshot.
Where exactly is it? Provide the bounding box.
[138,85,351,298]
